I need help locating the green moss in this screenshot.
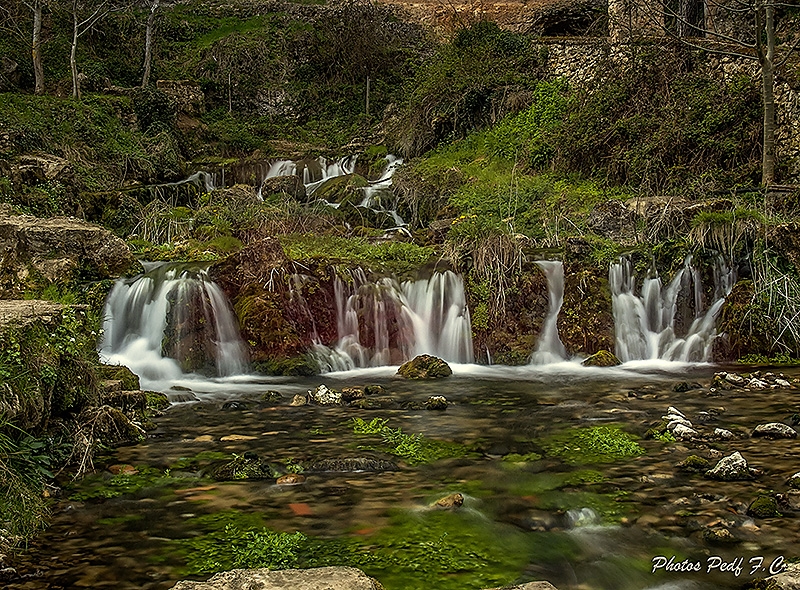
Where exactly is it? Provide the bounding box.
[97,364,141,391]
[747,495,781,518]
[68,466,187,501]
[540,426,645,465]
[252,356,317,377]
[502,452,543,463]
[145,391,171,411]
[677,455,711,472]
[353,420,471,465]
[581,350,621,367]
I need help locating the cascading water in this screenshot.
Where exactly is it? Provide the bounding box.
[610,255,735,362]
[529,260,569,365]
[100,262,249,385]
[311,270,473,372]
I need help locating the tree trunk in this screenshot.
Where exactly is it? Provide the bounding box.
[70,10,80,100]
[761,4,776,187]
[141,0,158,87]
[32,0,44,95]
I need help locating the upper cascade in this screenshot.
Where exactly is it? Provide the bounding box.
[311,269,474,372]
[610,255,736,362]
[100,262,249,385]
[529,260,569,364]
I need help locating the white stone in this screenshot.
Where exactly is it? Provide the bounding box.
[714,428,734,440]
[672,424,699,440]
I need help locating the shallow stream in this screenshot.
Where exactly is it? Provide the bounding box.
[8,363,800,590]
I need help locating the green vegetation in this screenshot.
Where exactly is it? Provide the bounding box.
[352,418,470,465]
[540,426,645,465]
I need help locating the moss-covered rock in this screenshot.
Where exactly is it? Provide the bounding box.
[676,454,711,472]
[311,174,369,204]
[145,391,170,411]
[747,495,781,518]
[97,364,140,391]
[210,455,275,481]
[581,350,621,367]
[396,355,452,379]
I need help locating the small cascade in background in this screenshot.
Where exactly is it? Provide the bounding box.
[529,260,569,364]
[100,262,249,384]
[610,255,736,362]
[312,270,473,372]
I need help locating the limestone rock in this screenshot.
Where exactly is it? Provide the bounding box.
[341,387,365,402]
[290,394,307,407]
[581,350,621,367]
[308,384,341,405]
[672,423,699,440]
[485,582,559,590]
[747,495,781,518]
[433,492,464,509]
[788,472,800,489]
[713,428,734,440]
[170,566,384,590]
[306,457,398,473]
[276,473,305,485]
[396,355,452,379]
[705,451,754,481]
[752,422,798,439]
[758,561,800,590]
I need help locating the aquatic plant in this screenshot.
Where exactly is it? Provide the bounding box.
[351,419,470,465]
[541,426,645,464]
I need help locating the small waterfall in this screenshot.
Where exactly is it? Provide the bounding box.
[610,255,735,362]
[100,262,249,383]
[312,270,473,372]
[530,260,568,364]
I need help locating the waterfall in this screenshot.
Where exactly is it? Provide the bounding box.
[100,262,249,383]
[530,260,569,364]
[311,270,473,372]
[610,255,735,362]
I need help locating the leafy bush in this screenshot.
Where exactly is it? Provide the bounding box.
[132,87,177,134]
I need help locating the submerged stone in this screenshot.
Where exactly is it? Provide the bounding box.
[363,385,385,396]
[425,395,448,410]
[677,455,710,472]
[581,350,621,367]
[702,526,738,545]
[396,354,452,379]
[276,473,305,485]
[306,457,398,472]
[747,495,781,518]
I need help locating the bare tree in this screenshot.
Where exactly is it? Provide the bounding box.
[622,0,799,187]
[0,0,47,94]
[141,0,158,87]
[66,0,128,100]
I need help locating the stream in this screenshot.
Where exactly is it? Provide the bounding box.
[8,363,800,590]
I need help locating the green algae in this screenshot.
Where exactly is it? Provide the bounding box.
[540,426,645,465]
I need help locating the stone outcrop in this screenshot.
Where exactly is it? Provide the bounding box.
[0,212,133,297]
[170,567,384,590]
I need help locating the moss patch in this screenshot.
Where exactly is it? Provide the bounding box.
[540,426,645,465]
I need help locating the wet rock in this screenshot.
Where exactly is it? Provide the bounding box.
[780,490,800,511]
[425,396,448,410]
[788,472,800,489]
[290,394,308,407]
[667,406,686,418]
[210,456,273,481]
[755,561,800,590]
[350,397,396,410]
[306,457,398,473]
[340,387,365,402]
[433,493,464,509]
[747,495,781,518]
[222,401,247,411]
[667,417,693,430]
[262,391,284,403]
[170,566,384,590]
[748,378,769,389]
[146,391,171,410]
[705,451,754,481]
[643,421,668,439]
[308,385,341,405]
[108,464,138,476]
[486,582,559,590]
[97,364,140,391]
[677,455,710,472]
[276,474,306,485]
[396,354,452,379]
[672,423,699,440]
[752,422,797,439]
[363,385,385,396]
[702,526,738,545]
[672,382,701,392]
[713,428,734,440]
[581,350,621,367]
[776,378,793,388]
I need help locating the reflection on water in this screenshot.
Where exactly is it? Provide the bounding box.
[8,366,800,590]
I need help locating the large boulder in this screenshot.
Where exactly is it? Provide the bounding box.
[396,354,452,379]
[705,451,755,481]
[0,212,133,297]
[581,350,621,367]
[170,567,383,590]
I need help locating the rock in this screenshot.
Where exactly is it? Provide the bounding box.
[170,566,384,590]
[705,451,754,481]
[747,495,781,518]
[676,455,710,472]
[581,350,621,367]
[433,493,464,509]
[757,561,800,590]
[0,212,133,297]
[276,473,306,485]
[672,382,702,392]
[363,385,385,396]
[781,490,800,511]
[725,372,745,385]
[748,378,769,389]
[672,423,699,440]
[262,391,284,403]
[222,401,247,411]
[667,417,693,430]
[290,394,308,407]
[702,526,738,545]
[311,173,369,204]
[396,355,452,379]
[260,175,306,200]
[425,395,448,410]
[210,456,273,481]
[788,472,800,489]
[752,422,797,439]
[713,428,734,440]
[485,581,559,590]
[108,464,138,476]
[341,387,365,402]
[667,406,686,418]
[97,364,140,391]
[308,385,341,405]
[306,458,398,472]
[776,378,792,388]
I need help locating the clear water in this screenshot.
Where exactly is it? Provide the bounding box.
[8,364,800,590]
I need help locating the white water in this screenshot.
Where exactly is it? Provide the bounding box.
[529,260,568,365]
[100,262,249,388]
[312,270,474,372]
[610,256,735,362]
